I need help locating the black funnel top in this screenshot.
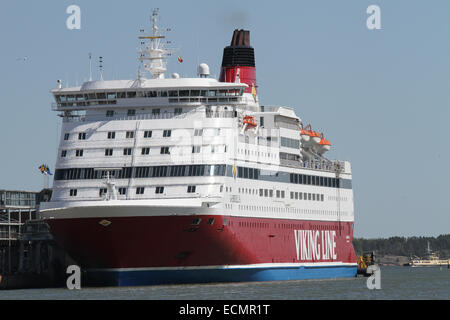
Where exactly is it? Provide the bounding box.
[221,29,255,68]
[230,29,250,47]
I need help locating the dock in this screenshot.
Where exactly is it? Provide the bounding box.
[0,188,72,289]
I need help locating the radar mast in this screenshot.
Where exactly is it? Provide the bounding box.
[138,9,173,79]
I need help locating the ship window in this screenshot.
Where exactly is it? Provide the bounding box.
[168,90,178,97]
[276,190,280,198]
[152,109,160,115]
[269,190,273,197]
[174,108,182,115]
[190,90,200,96]
[126,131,134,139]
[107,92,116,99]
[106,110,114,117]
[67,95,76,102]
[155,186,164,194]
[312,194,316,201]
[191,218,201,225]
[78,132,86,140]
[99,188,107,196]
[163,130,172,137]
[141,148,150,155]
[123,148,132,156]
[75,149,83,157]
[207,218,214,225]
[160,147,170,154]
[107,132,115,139]
[194,129,203,136]
[61,150,67,157]
[159,91,168,97]
[69,189,77,196]
[126,91,136,98]
[192,146,201,153]
[147,91,157,97]
[308,193,312,201]
[127,109,136,116]
[281,191,285,198]
[136,187,145,195]
[144,130,152,138]
[105,149,113,156]
[117,92,126,99]
[179,90,189,97]
[118,187,126,195]
[187,185,196,193]
[321,194,324,201]
[64,133,70,140]
[137,91,146,98]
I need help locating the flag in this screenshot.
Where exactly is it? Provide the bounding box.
[178,56,183,63]
[39,164,53,175]
[251,83,257,102]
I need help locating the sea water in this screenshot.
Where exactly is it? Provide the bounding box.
[0,266,448,300]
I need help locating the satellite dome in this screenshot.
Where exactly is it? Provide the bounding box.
[197,63,210,78]
[171,73,180,79]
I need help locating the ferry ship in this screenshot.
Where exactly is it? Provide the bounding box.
[406,242,449,267]
[40,10,358,286]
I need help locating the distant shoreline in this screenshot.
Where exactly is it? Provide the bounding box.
[353,234,450,265]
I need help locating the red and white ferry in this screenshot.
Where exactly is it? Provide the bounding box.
[40,10,357,286]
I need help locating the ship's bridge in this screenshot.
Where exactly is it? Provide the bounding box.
[51,78,249,112]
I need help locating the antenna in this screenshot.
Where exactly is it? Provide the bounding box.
[89,52,92,81]
[99,56,104,81]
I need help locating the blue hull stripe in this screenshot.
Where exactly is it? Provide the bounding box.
[85,265,357,287]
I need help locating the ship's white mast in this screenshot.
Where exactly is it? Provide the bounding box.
[138,9,172,79]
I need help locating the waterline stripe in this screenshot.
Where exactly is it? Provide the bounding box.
[88,262,357,272]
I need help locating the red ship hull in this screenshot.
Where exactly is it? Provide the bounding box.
[47,214,357,286]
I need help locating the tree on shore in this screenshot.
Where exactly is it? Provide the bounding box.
[353,234,450,258]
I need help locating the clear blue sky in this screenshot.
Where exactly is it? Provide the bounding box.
[0,0,449,238]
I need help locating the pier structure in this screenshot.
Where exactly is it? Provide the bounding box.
[0,189,38,274]
[0,189,69,289]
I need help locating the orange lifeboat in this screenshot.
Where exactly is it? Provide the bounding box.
[318,137,331,154]
[310,131,322,144]
[301,124,321,144]
[300,129,310,142]
[243,115,257,128]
